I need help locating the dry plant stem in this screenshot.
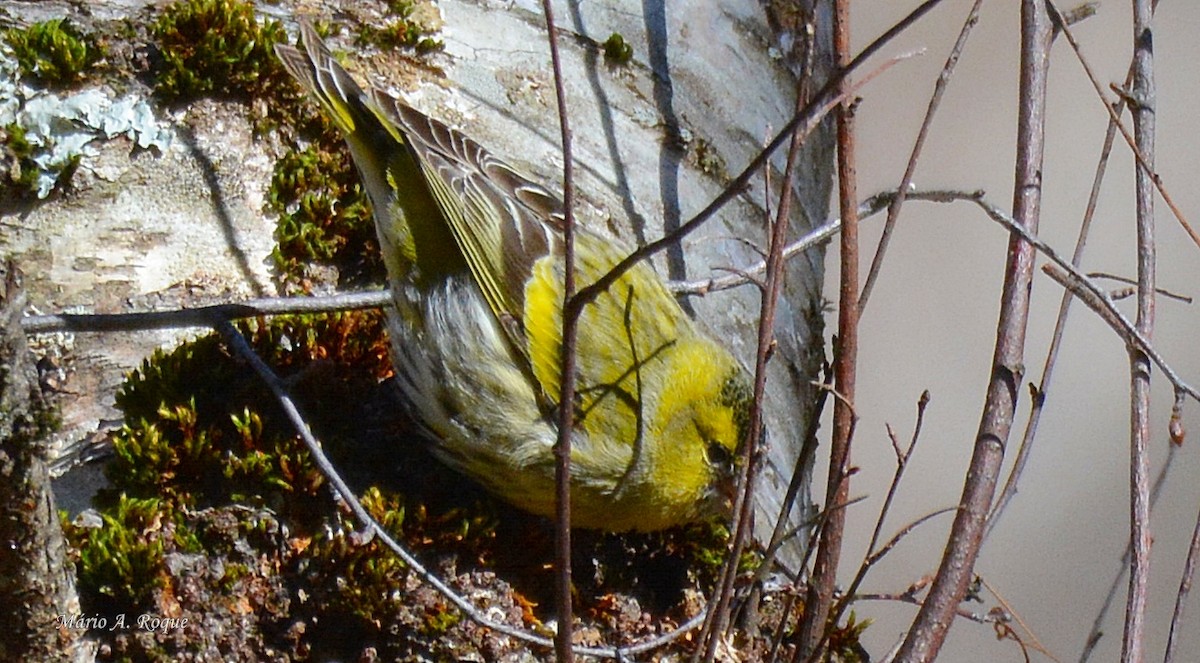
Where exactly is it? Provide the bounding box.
[29,195,1199,404]
[49,190,1191,407]
[796,0,857,657]
[984,0,1161,538]
[806,507,958,663]
[1123,0,1156,659]
[537,0,577,659]
[1086,272,1190,303]
[1078,445,1177,662]
[805,394,945,663]
[986,0,1155,539]
[895,2,1052,659]
[979,577,1057,663]
[673,196,881,297]
[858,0,983,315]
[864,393,932,575]
[696,24,813,662]
[756,366,832,583]
[1047,1,1196,251]
[1039,264,1195,401]
[21,197,868,337]
[856,593,999,625]
[891,191,1195,400]
[214,321,534,647]
[754,17,823,586]
[1165,487,1200,663]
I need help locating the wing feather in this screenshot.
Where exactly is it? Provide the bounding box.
[367,92,563,331]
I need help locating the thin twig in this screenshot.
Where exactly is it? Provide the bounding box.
[855,584,997,625]
[867,392,932,562]
[697,22,813,659]
[21,290,391,334]
[215,321,537,646]
[804,392,939,663]
[859,0,983,315]
[866,508,958,571]
[1085,272,1191,303]
[217,319,708,659]
[26,192,1199,410]
[1078,444,1178,663]
[984,0,1154,540]
[804,506,957,663]
[756,364,832,584]
[895,2,1052,657]
[1122,0,1156,658]
[899,189,1200,403]
[1164,486,1200,663]
[672,194,889,297]
[1047,1,1196,251]
[978,576,1059,662]
[537,0,577,659]
[795,0,858,657]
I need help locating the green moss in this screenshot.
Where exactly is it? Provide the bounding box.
[264,8,446,290]
[66,495,168,611]
[107,313,391,525]
[1,123,41,200]
[421,600,462,636]
[266,140,384,289]
[3,18,104,86]
[305,488,411,624]
[2,121,83,200]
[66,312,402,632]
[152,0,289,104]
[691,136,728,180]
[827,611,872,662]
[602,32,633,65]
[300,485,493,653]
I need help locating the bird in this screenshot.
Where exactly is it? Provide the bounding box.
[275,21,752,531]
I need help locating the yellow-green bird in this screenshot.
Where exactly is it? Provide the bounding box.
[276,22,752,531]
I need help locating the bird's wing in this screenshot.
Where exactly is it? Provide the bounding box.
[367,90,566,337]
[277,22,462,282]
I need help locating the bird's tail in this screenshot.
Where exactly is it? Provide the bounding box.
[274,21,372,138]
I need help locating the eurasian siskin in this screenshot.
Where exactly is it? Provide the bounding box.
[276,22,753,532]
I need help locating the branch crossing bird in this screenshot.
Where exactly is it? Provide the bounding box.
[276,21,753,531]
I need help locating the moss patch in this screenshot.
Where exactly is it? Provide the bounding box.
[3,18,104,87]
[266,137,383,291]
[151,0,290,105]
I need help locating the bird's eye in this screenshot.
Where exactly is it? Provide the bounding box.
[706,441,734,468]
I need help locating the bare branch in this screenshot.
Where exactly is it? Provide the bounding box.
[1121,0,1157,657]
[795,0,861,655]
[22,290,391,334]
[895,2,1052,657]
[1078,445,1179,662]
[985,0,1157,540]
[536,0,578,659]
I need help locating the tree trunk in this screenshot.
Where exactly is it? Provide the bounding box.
[0,266,87,662]
[1,0,833,571]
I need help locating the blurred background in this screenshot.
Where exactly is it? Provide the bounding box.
[829,1,1200,659]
